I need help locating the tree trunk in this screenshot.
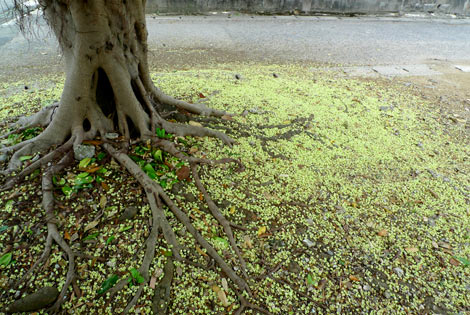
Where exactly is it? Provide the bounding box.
[42,0,153,143]
[4,0,231,172]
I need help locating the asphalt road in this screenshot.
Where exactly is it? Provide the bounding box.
[146,15,470,66]
[1,13,470,72]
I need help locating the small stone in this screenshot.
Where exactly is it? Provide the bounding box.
[6,287,59,313]
[384,291,391,299]
[104,133,119,140]
[363,284,371,291]
[393,267,404,278]
[74,145,95,160]
[118,206,138,222]
[379,105,394,111]
[303,238,314,248]
[106,260,116,268]
[235,74,242,80]
[306,218,314,226]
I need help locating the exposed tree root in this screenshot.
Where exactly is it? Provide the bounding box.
[152,256,174,314]
[2,129,263,313]
[1,138,73,191]
[191,163,248,279]
[151,86,229,118]
[104,144,252,301]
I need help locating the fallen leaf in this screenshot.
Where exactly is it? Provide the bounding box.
[198,92,206,98]
[449,258,461,266]
[229,206,236,214]
[196,245,208,257]
[221,278,228,292]
[405,247,419,253]
[189,121,203,128]
[377,229,388,237]
[64,231,71,240]
[221,115,233,120]
[101,182,109,191]
[212,285,229,307]
[317,279,327,290]
[189,147,198,154]
[84,166,101,173]
[176,166,190,181]
[257,226,267,236]
[349,275,360,282]
[149,276,157,289]
[243,235,253,248]
[84,220,99,233]
[99,195,107,209]
[438,242,452,249]
[455,257,470,267]
[83,140,103,146]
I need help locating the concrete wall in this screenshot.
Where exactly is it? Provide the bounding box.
[146,0,470,15]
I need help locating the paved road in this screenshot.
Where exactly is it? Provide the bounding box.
[1,14,470,72]
[146,15,470,66]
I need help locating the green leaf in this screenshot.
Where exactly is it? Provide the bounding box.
[162,250,173,257]
[159,179,167,188]
[134,146,149,155]
[19,155,33,161]
[53,176,66,186]
[77,172,90,178]
[31,169,41,178]
[62,186,73,197]
[22,127,41,140]
[213,237,229,249]
[143,164,157,180]
[97,274,119,294]
[307,273,315,286]
[455,257,470,267]
[153,149,163,162]
[129,268,145,284]
[96,175,103,184]
[156,128,166,138]
[130,155,143,163]
[119,226,132,232]
[96,167,108,174]
[5,200,14,212]
[106,235,115,245]
[97,152,106,161]
[0,225,8,233]
[0,252,12,268]
[83,232,99,241]
[79,157,92,168]
[75,175,94,187]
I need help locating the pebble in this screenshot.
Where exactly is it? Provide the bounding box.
[363,284,371,291]
[303,238,314,248]
[73,144,95,160]
[105,133,119,140]
[118,206,138,222]
[393,267,404,278]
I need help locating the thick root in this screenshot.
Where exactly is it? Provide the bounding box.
[104,144,249,292]
[151,87,229,118]
[9,103,58,131]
